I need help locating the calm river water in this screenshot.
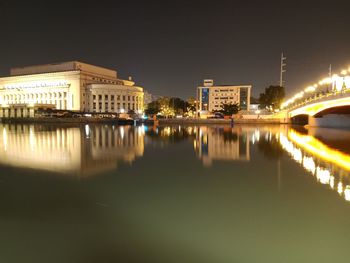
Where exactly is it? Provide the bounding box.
[0,123,350,262]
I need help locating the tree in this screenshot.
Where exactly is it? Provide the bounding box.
[158,97,175,117]
[259,85,285,110]
[145,101,160,115]
[186,97,197,117]
[169,97,187,115]
[219,103,240,115]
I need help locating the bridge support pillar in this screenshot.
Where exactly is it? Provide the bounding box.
[308,114,350,128]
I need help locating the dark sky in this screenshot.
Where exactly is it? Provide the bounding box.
[1,1,350,99]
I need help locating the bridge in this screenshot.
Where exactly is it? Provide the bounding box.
[279,68,350,127]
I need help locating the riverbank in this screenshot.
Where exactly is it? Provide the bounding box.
[158,118,287,125]
[0,117,289,125]
[0,117,136,125]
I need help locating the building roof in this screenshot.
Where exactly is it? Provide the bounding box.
[10,61,117,79]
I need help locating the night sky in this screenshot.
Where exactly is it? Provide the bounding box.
[1,1,350,99]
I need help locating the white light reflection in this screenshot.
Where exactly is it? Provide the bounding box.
[316,167,331,185]
[344,186,350,201]
[85,124,90,137]
[303,156,316,174]
[120,126,125,139]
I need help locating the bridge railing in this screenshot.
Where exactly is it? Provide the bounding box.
[285,88,350,111]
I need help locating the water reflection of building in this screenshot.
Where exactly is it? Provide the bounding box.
[0,124,144,177]
[280,128,350,202]
[194,126,250,166]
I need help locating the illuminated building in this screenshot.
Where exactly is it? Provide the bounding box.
[0,61,144,118]
[196,79,252,114]
[0,124,144,176]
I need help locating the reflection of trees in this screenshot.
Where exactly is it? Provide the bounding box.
[257,135,284,159]
[221,131,238,142]
[213,128,238,143]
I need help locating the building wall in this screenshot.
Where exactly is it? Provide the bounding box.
[0,62,144,116]
[87,84,143,113]
[0,71,82,112]
[197,84,252,112]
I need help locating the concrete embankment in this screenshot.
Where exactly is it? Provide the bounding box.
[0,117,135,125]
[158,118,287,125]
[0,117,288,126]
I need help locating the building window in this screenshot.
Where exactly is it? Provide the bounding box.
[128,103,130,110]
[105,95,108,101]
[117,103,120,109]
[93,103,96,110]
[128,96,130,101]
[111,95,114,101]
[117,95,120,100]
[98,95,102,101]
[93,95,96,100]
[123,95,126,101]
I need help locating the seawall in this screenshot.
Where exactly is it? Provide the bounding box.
[0,117,135,125]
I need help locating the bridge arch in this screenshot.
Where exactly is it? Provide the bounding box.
[289,96,350,118]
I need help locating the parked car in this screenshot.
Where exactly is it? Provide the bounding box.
[208,112,224,119]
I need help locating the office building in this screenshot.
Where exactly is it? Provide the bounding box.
[197,79,251,114]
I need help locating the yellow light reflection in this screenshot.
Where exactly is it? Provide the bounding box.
[288,130,350,171]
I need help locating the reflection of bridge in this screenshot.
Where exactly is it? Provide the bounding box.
[279,128,350,202]
[279,68,350,127]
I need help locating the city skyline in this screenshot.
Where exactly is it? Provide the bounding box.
[1,1,350,99]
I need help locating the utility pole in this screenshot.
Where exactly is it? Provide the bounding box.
[280,52,287,87]
[329,64,333,92]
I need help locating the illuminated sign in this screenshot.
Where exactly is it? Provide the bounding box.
[4,80,70,90]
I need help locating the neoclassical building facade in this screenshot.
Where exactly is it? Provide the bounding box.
[0,61,144,118]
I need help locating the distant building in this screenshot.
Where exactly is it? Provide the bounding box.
[0,61,144,118]
[196,79,252,113]
[143,90,159,105]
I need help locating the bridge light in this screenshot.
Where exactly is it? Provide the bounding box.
[344,76,350,89]
[320,77,332,85]
[341,69,348,75]
[305,86,316,93]
[335,77,344,91]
